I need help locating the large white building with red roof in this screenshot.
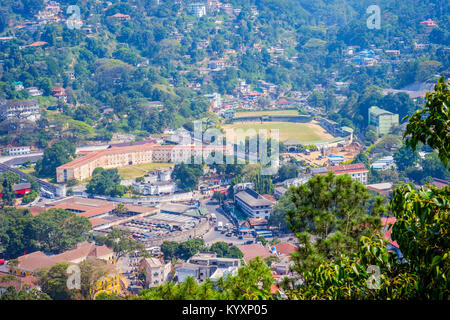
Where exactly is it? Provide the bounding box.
[56,143,230,183]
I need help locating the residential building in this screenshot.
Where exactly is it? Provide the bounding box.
[368,106,399,136]
[367,182,393,197]
[234,188,275,219]
[370,156,395,171]
[26,87,43,97]
[139,257,172,288]
[0,99,40,121]
[9,241,116,278]
[6,146,31,156]
[187,3,207,17]
[52,86,67,102]
[133,180,177,195]
[0,183,31,198]
[111,13,131,21]
[237,243,274,264]
[274,186,287,200]
[13,82,24,91]
[174,252,240,283]
[311,163,368,184]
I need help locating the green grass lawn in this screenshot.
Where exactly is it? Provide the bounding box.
[222,121,333,143]
[234,109,299,118]
[18,166,35,175]
[118,162,173,180]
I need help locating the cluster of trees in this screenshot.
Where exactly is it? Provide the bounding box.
[0,207,91,259]
[0,171,39,206]
[95,227,148,260]
[281,77,450,299]
[86,168,125,197]
[171,162,203,192]
[35,140,76,179]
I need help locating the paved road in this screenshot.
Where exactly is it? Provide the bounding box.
[200,198,253,246]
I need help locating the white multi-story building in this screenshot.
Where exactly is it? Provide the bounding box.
[7,146,31,156]
[187,3,207,17]
[139,258,172,288]
[26,87,43,97]
[133,181,177,195]
[0,100,40,121]
[234,188,275,220]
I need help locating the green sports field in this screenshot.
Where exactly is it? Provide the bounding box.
[222,121,333,143]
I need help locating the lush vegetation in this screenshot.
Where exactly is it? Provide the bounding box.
[0,207,91,259]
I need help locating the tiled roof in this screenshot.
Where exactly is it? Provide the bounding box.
[27,41,48,47]
[324,163,368,175]
[17,206,46,217]
[237,243,274,263]
[16,251,56,272]
[274,242,298,255]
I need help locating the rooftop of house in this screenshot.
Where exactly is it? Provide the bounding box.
[312,163,368,176]
[366,182,393,191]
[237,243,274,264]
[141,257,164,268]
[14,241,114,272]
[274,242,298,255]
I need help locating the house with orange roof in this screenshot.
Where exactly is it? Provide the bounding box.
[7,241,121,297]
[27,41,48,47]
[237,243,274,264]
[111,13,131,21]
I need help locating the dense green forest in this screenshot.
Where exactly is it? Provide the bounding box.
[0,0,448,147]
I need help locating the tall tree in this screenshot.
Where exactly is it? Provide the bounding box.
[403,77,449,168]
[35,140,76,179]
[286,172,383,273]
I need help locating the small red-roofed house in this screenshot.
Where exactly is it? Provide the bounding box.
[420,19,437,28]
[274,242,298,256]
[27,41,48,47]
[237,243,274,264]
[111,13,131,21]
